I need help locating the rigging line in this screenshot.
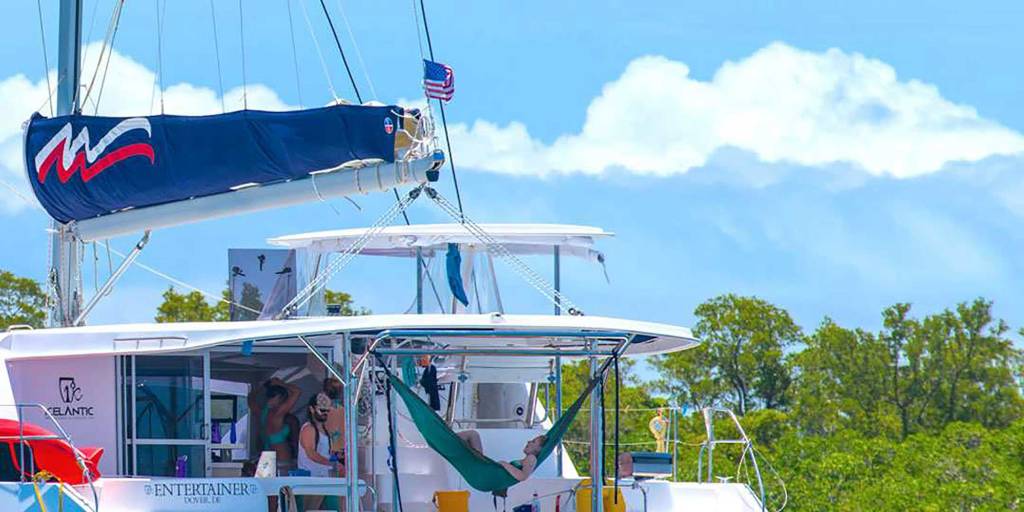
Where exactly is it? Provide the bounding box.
[409,0,425,60]
[84,0,101,45]
[98,240,262,316]
[209,0,226,112]
[298,0,340,102]
[238,0,248,109]
[33,0,53,117]
[79,0,123,110]
[34,0,53,116]
[0,179,45,213]
[285,0,304,108]
[91,0,126,114]
[417,0,465,216]
[334,0,377,100]
[78,0,102,86]
[317,0,362,103]
[155,0,166,114]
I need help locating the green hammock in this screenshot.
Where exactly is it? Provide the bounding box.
[384,363,607,493]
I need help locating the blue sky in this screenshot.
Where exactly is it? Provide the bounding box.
[1,1,1023,337]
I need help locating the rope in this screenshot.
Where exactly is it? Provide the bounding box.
[409,0,426,61]
[237,0,248,109]
[91,1,125,115]
[35,0,53,116]
[278,185,425,318]
[426,188,584,315]
[96,240,262,316]
[416,0,465,216]
[209,0,226,112]
[318,0,362,103]
[334,0,377,100]
[285,0,304,108]
[80,0,125,114]
[155,0,166,114]
[310,171,361,215]
[0,179,45,213]
[298,0,340,102]
[753,446,789,512]
[31,470,63,512]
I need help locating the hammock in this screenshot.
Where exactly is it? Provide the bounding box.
[383,358,611,493]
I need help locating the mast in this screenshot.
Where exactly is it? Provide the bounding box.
[49,0,83,327]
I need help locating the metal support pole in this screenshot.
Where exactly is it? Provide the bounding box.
[671,407,678,481]
[553,246,561,316]
[555,355,563,477]
[589,340,603,512]
[50,0,84,327]
[704,408,715,482]
[416,247,424,314]
[445,354,468,426]
[388,354,400,509]
[525,383,539,428]
[75,231,150,325]
[342,333,360,511]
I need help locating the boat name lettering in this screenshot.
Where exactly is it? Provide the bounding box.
[145,482,261,505]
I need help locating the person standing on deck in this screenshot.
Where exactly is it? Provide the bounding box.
[299,393,340,511]
[248,377,302,472]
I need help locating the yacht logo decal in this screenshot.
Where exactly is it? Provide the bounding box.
[50,376,94,418]
[384,117,394,135]
[34,117,155,184]
[58,377,83,404]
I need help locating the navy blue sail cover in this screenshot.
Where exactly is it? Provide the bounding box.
[24,104,406,223]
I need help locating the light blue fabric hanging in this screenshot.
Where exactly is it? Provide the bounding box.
[446,243,470,306]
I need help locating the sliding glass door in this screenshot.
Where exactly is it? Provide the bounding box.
[126,354,211,477]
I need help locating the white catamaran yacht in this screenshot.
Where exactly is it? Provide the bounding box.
[1,224,771,512]
[3,1,778,510]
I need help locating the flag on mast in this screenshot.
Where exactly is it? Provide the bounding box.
[423,59,455,102]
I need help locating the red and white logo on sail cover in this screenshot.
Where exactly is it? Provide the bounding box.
[34,118,155,184]
[383,117,394,135]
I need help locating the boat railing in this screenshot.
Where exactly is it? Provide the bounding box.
[696,407,766,512]
[0,402,100,511]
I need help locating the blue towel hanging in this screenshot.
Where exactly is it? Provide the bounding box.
[446,243,470,306]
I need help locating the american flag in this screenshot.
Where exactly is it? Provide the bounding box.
[423,59,455,102]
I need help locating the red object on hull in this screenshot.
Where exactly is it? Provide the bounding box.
[0,419,102,485]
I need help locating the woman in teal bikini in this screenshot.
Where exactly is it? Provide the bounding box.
[249,377,301,471]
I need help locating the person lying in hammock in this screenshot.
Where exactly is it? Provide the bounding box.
[456,430,547,481]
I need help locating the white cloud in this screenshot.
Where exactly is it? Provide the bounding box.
[0,43,292,213]
[450,42,1024,178]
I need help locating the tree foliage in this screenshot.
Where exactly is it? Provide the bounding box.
[324,289,370,316]
[0,270,47,329]
[154,287,230,323]
[154,286,366,322]
[653,294,801,415]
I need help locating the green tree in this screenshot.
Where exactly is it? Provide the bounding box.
[554,359,668,476]
[791,319,896,437]
[155,287,366,322]
[154,287,228,322]
[876,300,1024,439]
[654,294,801,415]
[324,289,370,316]
[0,270,47,329]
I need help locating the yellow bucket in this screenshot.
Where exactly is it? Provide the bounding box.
[575,479,626,512]
[433,490,470,512]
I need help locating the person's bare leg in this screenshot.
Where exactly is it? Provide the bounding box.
[456,430,483,453]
